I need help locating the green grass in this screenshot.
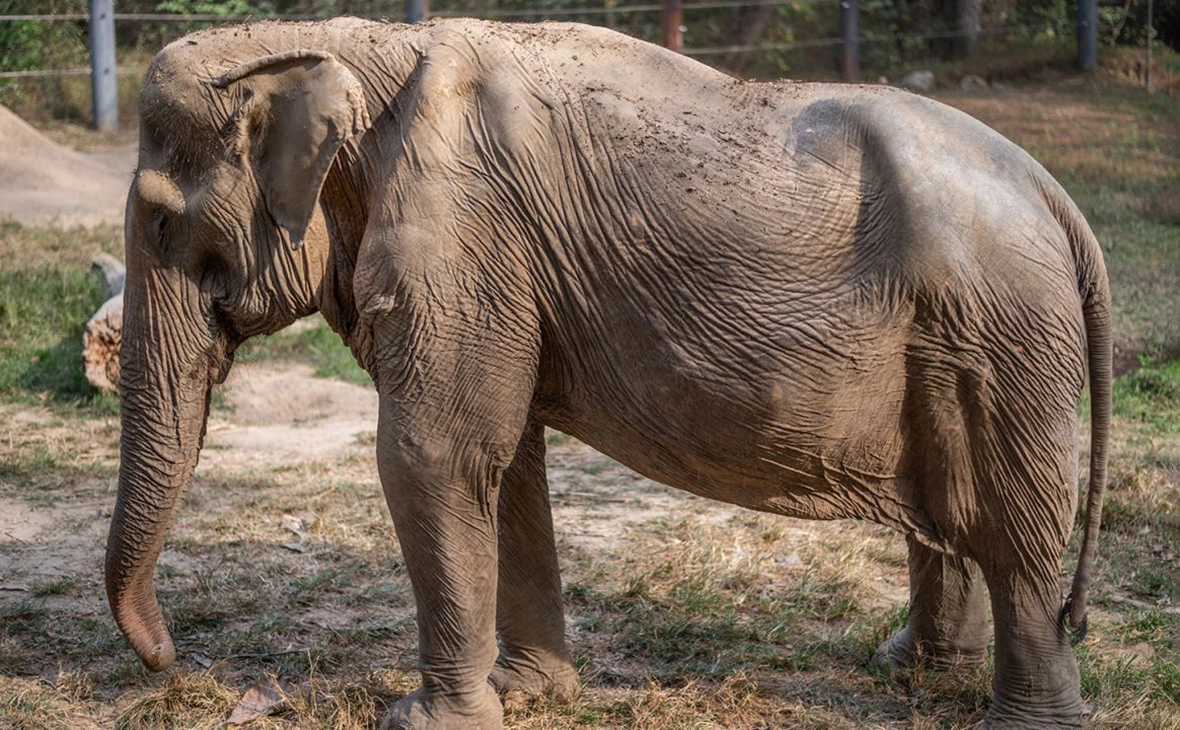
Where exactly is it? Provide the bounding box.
[237,317,370,386]
[1114,357,1180,433]
[0,267,118,410]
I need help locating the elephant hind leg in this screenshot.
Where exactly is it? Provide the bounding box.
[872,535,990,671]
[877,346,996,671]
[977,560,1083,729]
[954,358,1083,726]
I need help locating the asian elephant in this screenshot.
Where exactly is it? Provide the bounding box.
[106,17,1111,730]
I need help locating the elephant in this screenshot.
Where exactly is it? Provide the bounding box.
[105,17,1111,730]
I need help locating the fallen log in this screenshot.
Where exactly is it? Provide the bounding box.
[83,254,125,393]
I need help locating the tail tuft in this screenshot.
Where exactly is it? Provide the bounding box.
[1058,594,1089,646]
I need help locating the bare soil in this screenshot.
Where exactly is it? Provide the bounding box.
[0,105,136,227]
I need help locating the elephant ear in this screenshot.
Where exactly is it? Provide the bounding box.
[212,50,370,249]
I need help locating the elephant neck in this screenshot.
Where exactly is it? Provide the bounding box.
[312,26,429,366]
[315,141,371,355]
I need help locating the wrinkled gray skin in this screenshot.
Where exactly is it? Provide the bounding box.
[107,17,1111,730]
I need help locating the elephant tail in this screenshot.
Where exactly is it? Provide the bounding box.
[1045,177,1111,645]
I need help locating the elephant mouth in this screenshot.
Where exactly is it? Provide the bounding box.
[212,347,235,385]
[209,306,240,385]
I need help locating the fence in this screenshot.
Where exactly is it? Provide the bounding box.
[0,0,1142,131]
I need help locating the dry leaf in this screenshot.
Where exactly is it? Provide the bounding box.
[280,514,308,537]
[281,542,308,553]
[227,678,293,725]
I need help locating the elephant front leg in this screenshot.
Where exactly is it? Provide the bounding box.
[491,421,579,705]
[376,413,510,730]
[872,536,990,671]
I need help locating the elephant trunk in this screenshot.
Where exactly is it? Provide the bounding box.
[105,267,222,672]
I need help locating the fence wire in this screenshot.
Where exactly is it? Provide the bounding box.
[0,3,1085,81]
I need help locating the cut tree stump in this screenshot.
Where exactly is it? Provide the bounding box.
[83,254,125,393]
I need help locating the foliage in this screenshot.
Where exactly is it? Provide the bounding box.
[238,317,371,385]
[0,0,89,115]
[0,220,122,410]
[0,267,114,407]
[155,0,274,15]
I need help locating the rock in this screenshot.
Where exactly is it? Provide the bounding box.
[90,253,125,299]
[960,74,988,90]
[896,70,936,93]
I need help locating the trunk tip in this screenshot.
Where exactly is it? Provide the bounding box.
[136,636,176,672]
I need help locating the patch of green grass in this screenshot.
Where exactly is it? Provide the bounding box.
[1115,609,1180,649]
[30,576,84,597]
[1132,569,1180,602]
[0,267,117,411]
[1078,646,1180,713]
[237,316,370,386]
[1114,358,1180,433]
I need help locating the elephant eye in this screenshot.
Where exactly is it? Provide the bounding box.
[153,210,168,239]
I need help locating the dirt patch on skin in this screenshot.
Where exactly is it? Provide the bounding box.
[0,105,136,226]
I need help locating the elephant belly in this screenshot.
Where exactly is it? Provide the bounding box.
[537,334,921,531]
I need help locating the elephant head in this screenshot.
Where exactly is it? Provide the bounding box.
[106,39,370,671]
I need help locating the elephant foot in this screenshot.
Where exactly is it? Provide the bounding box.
[489,652,580,710]
[379,686,504,730]
[871,625,918,671]
[871,626,988,672]
[977,707,1084,729]
[979,691,1085,730]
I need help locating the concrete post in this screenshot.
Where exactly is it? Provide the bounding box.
[1147,0,1154,93]
[89,0,117,131]
[406,0,428,24]
[1077,0,1097,71]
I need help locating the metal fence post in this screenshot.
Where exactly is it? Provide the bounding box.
[661,0,683,53]
[1077,0,1097,71]
[89,0,117,131]
[1147,0,1154,93]
[406,0,428,24]
[840,0,859,82]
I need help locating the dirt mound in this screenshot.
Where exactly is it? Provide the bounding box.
[0,105,136,226]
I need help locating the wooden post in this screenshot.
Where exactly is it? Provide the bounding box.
[840,0,859,82]
[1077,0,1097,71]
[406,0,428,24]
[88,0,117,131]
[661,0,683,53]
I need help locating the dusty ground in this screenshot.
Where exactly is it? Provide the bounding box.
[0,105,135,227]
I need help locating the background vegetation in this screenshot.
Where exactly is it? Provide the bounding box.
[2,0,1179,124]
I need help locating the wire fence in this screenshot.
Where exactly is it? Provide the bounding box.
[2,0,1125,128]
[0,2,1082,79]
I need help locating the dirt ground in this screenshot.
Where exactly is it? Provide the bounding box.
[0,105,135,227]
